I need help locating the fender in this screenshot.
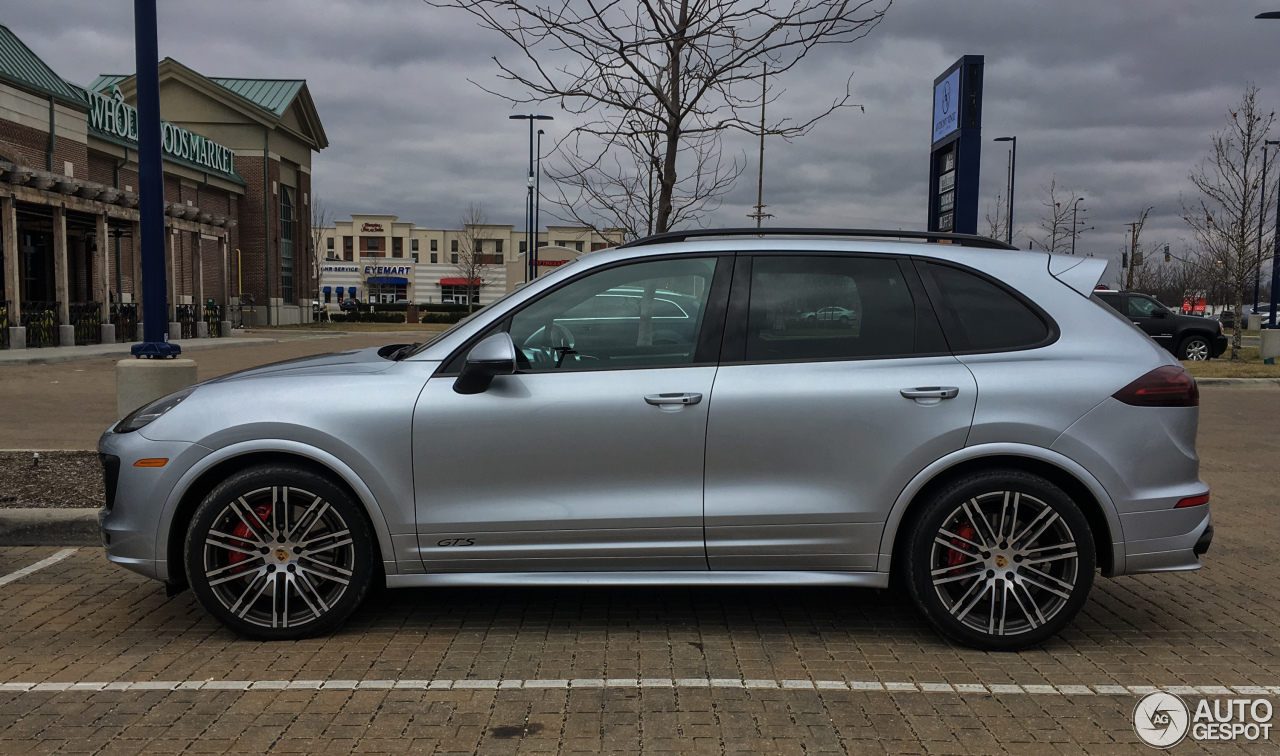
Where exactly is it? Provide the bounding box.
[153,438,400,580]
[874,443,1126,577]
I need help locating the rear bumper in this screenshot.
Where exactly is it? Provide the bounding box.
[1121,509,1211,574]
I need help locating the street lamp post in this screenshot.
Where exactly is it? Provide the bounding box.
[1257,140,1278,314]
[1070,197,1085,256]
[1257,12,1280,326]
[509,114,553,283]
[535,128,545,278]
[994,136,1016,244]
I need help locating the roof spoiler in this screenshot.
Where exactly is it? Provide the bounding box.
[1048,255,1108,296]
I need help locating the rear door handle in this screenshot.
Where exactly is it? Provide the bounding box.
[645,392,703,407]
[900,387,959,400]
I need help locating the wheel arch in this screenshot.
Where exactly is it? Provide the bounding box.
[879,445,1124,579]
[158,442,395,590]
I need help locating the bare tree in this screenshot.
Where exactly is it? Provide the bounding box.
[1032,178,1088,255]
[429,0,891,236]
[1181,84,1276,359]
[310,196,334,321]
[454,203,494,313]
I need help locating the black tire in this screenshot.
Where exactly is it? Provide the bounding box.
[903,470,1095,651]
[1177,335,1211,361]
[184,464,375,640]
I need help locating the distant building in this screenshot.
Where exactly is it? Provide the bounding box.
[0,23,326,349]
[318,214,622,306]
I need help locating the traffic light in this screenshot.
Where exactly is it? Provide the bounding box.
[1164,244,1171,263]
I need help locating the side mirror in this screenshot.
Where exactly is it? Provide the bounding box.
[453,332,516,395]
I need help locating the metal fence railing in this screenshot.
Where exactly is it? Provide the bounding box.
[175,304,199,339]
[110,303,138,342]
[0,301,9,349]
[70,302,102,346]
[204,304,224,337]
[20,301,60,348]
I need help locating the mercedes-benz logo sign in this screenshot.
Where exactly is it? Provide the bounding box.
[942,80,952,113]
[1133,692,1190,749]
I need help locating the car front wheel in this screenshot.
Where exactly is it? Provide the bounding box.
[1178,335,1211,361]
[904,470,1095,651]
[184,464,375,640]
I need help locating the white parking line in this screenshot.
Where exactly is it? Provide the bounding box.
[0,549,77,587]
[0,677,1277,697]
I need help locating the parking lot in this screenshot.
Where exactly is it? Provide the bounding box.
[1,335,1278,753]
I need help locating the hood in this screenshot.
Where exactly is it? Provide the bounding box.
[204,345,402,384]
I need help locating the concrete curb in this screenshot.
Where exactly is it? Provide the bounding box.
[0,337,279,367]
[0,509,100,546]
[1195,377,1280,387]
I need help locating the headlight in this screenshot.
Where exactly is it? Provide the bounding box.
[115,387,196,433]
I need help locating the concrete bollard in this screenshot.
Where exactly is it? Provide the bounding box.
[1248,314,1264,331]
[219,320,231,337]
[7,326,24,349]
[59,324,75,347]
[1261,329,1280,366]
[100,323,116,345]
[116,358,199,419]
[196,321,208,339]
[168,322,181,342]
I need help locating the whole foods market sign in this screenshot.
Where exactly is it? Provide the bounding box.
[87,87,237,180]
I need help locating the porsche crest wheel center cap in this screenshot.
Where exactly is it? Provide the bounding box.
[994,554,1009,569]
[275,549,290,562]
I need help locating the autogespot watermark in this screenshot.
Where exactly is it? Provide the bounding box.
[1133,691,1273,749]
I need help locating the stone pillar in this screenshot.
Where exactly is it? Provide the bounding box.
[130,220,142,308]
[53,206,74,347]
[96,213,113,344]
[2,196,22,348]
[193,232,204,337]
[165,225,179,337]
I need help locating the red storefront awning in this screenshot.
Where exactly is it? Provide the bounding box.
[439,278,480,286]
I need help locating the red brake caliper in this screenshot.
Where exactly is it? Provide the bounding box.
[946,523,978,575]
[227,504,272,573]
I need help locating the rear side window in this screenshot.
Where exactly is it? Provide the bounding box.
[743,255,920,361]
[921,261,1052,353]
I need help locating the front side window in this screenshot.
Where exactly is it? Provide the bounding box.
[509,257,718,372]
[1127,295,1165,318]
[743,256,915,362]
[922,261,1051,352]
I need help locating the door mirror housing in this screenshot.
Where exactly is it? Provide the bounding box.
[454,332,517,394]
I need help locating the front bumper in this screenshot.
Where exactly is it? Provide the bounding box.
[98,429,210,582]
[1212,333,1228,357]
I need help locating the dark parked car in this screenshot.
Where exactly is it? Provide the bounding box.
[1094,290,1226,360]
[339,299,360,312]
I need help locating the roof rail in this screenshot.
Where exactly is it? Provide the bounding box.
[616,227,1019,251]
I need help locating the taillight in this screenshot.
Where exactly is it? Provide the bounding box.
[1112,366,1199,407]
[1175,493,1210,508]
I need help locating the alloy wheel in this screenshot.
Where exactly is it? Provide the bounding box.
[200,485,356,630]
[1184,339,1210,361]
[929,490,1080,638]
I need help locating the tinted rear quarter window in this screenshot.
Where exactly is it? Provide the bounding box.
[921,261,1052,352]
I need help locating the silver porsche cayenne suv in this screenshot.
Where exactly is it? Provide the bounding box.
[98,229,1213,651]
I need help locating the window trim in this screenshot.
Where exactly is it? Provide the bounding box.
[913,258,1060,355]
[718,251,951,366]
[435,253,734,377]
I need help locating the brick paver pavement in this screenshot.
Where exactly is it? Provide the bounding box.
[0,387,1276,754]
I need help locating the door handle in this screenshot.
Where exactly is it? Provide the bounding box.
[644,392,703,407]
[900,387,959,400]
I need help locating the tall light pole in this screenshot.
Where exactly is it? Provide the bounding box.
[994,136,1016,244]
[1070,196,1085,256]
[534,128,545,278]
[1264,14,1280,325]
[1257,140,1278,314]
[509,114,553,283]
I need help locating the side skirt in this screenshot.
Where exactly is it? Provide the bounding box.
[386,571,891,589]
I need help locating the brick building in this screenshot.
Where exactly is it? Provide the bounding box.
[0,24,326,349]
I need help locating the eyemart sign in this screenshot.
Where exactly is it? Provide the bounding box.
[86,87,237,180]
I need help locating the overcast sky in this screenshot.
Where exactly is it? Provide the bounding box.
[11,0,1280,280]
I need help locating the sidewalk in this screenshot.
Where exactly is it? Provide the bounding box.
[0,334,279,366]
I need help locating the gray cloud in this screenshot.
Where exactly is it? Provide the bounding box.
[11,0,1280,281]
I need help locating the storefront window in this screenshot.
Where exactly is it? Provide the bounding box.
[440,285,471,305]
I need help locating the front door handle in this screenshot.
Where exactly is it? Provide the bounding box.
[900,386,960,400]
[645,392,703,407]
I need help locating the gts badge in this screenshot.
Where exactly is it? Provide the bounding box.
[437,538,475,547]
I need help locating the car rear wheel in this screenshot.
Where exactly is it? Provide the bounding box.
[1178,335,1211,361]
[904,470,1095,651]
[184,464,375,640]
